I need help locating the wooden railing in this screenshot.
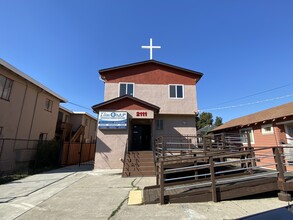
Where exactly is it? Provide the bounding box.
[154,134,293,204]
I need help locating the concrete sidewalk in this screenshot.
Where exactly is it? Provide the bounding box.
[0,165,290,220]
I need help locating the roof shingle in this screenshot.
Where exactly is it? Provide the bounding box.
[213,102,293,131]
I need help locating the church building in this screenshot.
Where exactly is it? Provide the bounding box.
[92,59,203,176]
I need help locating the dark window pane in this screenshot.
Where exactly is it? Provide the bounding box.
[156,119,163,130]
[169,85,176,98]
[177,85,183,98]
[0,76,13,100]
[120,84,126,96]
[127,84,133,96]
[0,75,6,98]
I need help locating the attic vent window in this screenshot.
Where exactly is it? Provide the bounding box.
[119,83,134,97]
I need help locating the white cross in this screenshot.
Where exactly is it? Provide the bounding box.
[141,38,161,60]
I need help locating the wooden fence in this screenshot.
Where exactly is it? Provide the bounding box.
[60,142,96,165]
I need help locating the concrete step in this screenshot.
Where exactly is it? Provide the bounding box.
[123,151,156,177]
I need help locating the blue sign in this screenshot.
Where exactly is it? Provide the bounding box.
[98,111,127,129]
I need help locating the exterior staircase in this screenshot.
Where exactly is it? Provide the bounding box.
[122,151,156,177]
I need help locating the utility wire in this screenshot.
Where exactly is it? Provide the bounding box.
[199,93,293,112]
[67,101,93,111]
[202,82,293,109]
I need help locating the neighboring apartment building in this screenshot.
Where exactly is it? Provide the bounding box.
[92,60,203,173]
[0,58,66,172]
[56,106,97,143]
[0,58,67,140]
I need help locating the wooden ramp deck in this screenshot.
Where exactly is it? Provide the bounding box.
[144,169,287,204]
[147,135,293,204]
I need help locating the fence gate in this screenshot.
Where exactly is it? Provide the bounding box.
[60,142,96,166]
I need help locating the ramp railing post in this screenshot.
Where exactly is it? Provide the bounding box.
[274,147,286,188]
[209,156,217,202]
[160,160,165,205]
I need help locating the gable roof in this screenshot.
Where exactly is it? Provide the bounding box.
[213,102,293,132]
[92,95,160,114]
[99,60,203,81]
[0,58,67,102]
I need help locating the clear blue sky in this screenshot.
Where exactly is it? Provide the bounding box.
[1,0,293,122]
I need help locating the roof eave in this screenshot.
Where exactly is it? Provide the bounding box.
[0,58,67,103]
[92,95,160,114]
[99,59,203,79]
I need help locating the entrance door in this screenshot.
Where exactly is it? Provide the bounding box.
[131,124,151,151]
[285,124,293,145]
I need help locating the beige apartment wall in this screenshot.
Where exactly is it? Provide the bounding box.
[0,66,60,140]
[154,114,197,138]
[68,114,97,143]
[94,129,128,169]
[69,115,83,131]
[83,115,97,143]
[29,92,60,140]
[104,83,198,114]
[59,109,71,122]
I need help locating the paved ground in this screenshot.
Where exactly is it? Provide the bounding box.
[0,165,291,220]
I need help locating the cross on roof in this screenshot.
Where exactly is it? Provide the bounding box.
[141,38,161,60]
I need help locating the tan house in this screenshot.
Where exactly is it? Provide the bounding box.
[56,106,97,143]
[92,60,203,176]
[0,58,66,172]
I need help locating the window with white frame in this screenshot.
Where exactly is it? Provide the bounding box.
[169,84,184,99]
[0,75,13,101]
[119,83,134,96]
[156,119,164,130]
[261,124,274,135]
[45,98,53,112]
[239,127,255,144]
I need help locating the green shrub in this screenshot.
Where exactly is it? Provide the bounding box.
[33,139,61,170]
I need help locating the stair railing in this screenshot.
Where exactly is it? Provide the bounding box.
[122,138,129,176]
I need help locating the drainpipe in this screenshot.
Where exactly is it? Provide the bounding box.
[272,121,280,147]
[14,83,28,139]
[28,89,43,140]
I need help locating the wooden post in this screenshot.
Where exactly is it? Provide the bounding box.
[221,133,226,150]
[203,136,207,153]
[160,160,165,205]
[209,156,217,202]
[247,133,256,167]
[274,147,285,185]
[79,139,84,167]
[273,147,291,201]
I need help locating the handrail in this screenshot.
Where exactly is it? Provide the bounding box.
[122,138,129,176]
[156,134,293,204]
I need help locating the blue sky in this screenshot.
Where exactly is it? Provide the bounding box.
[1,0,293,122]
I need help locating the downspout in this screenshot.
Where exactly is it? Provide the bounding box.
[28,89,43,140]
[14,83,28,139]
[272,121,280,147]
